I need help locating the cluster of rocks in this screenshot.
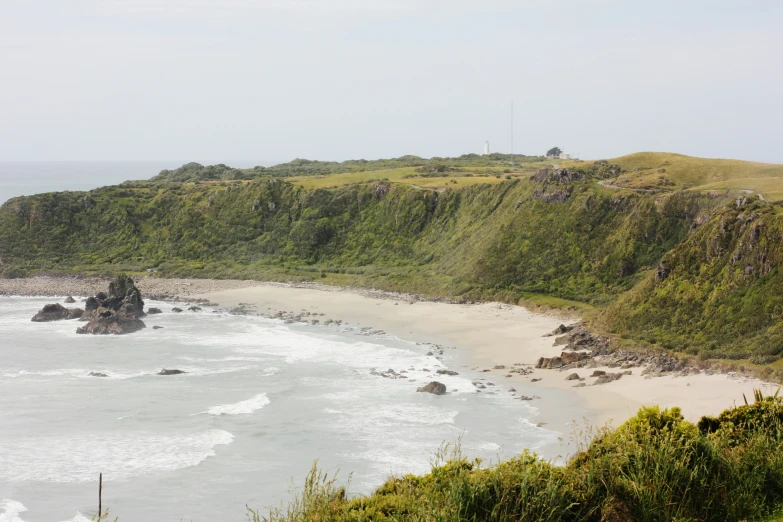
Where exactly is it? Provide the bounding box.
[29,275,156,335]
[371,368,409,379]
[534,324,689,384]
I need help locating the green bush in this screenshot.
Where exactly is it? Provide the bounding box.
[252,398,783,522]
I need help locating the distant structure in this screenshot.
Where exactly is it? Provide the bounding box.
[559,152,572,160]
[483,141,490,155]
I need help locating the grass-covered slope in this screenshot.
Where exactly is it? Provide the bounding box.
[562,152,783,198]
[253,395,783,522]
[0,173,715,305]
[602,197,783,363]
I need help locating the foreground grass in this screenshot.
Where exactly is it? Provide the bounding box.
[251,392,783,522]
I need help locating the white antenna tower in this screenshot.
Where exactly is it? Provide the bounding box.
[511,100,514,156]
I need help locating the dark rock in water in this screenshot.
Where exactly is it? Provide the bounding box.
[171,307,183,313]
[566,373,581,381]
[591,370,606,377]
[76,275,146,335]
[88,372,108,377]
[188,306,202,312]
[158,369,187,376]
[435,368,458,376]
[153,325,164,329]
[64,296,76,304]
[32,303,84,322]
[147,307,163,314]
[77,315,146,335]
[416,381,446,395]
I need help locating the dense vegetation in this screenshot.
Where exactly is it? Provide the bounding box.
[251,393,783,521]
[151,153,545,183]
[2,152,783,365]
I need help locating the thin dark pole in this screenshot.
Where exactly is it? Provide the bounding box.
[99,473,102,520]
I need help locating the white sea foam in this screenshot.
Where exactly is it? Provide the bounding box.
[0,430,234,483]
[0,500,27,522]
[205,393,271,416]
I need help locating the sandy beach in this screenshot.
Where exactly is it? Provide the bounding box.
[196,283,780,430]
[2,276,777,437]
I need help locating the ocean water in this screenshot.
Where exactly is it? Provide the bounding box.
[0,296,562,522]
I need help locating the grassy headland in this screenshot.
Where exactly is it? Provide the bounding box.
[2,152,783,368]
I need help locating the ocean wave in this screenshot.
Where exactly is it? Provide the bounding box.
[204,393,271,416]
[0,500,27,522]
[0,365,257,380]
[0,429,234,483]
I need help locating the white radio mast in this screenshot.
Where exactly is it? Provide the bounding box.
[511,100,514,156]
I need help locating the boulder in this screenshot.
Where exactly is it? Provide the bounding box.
[158,369,187,376]
[566,373,581,381]
[594,373,623,385]
[171,307,183,313]
[536,356,564,369]
[64,296,76,304]
[88,372,108,377]
[147,307,163,314]
[545,324,573,337]
[188,306,202,312]
[32,303,84,322]
[417,381,446,395]
[153,325,164,329]
[591,370,606,377]
[76,315,145,335]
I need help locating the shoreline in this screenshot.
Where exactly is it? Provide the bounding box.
[2,276,778,453]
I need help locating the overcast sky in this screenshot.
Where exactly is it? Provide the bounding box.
[1,0,781,164]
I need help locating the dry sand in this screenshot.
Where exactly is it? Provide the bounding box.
[198,283,779,430]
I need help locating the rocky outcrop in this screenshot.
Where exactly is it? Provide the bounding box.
[64,296,76,304]
[76,275,146,335]
[188,306,202,312]
[532,187,573,204]
[417,381,446,395]
[88,372,108,377]
[171,307,183,313]
[158,369,187,376]
[147,307,163,314]
[530,168,583,185]
[31,303,83,322]
[566,373,581,381]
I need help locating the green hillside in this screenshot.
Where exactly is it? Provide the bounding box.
[2,151,783,365]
